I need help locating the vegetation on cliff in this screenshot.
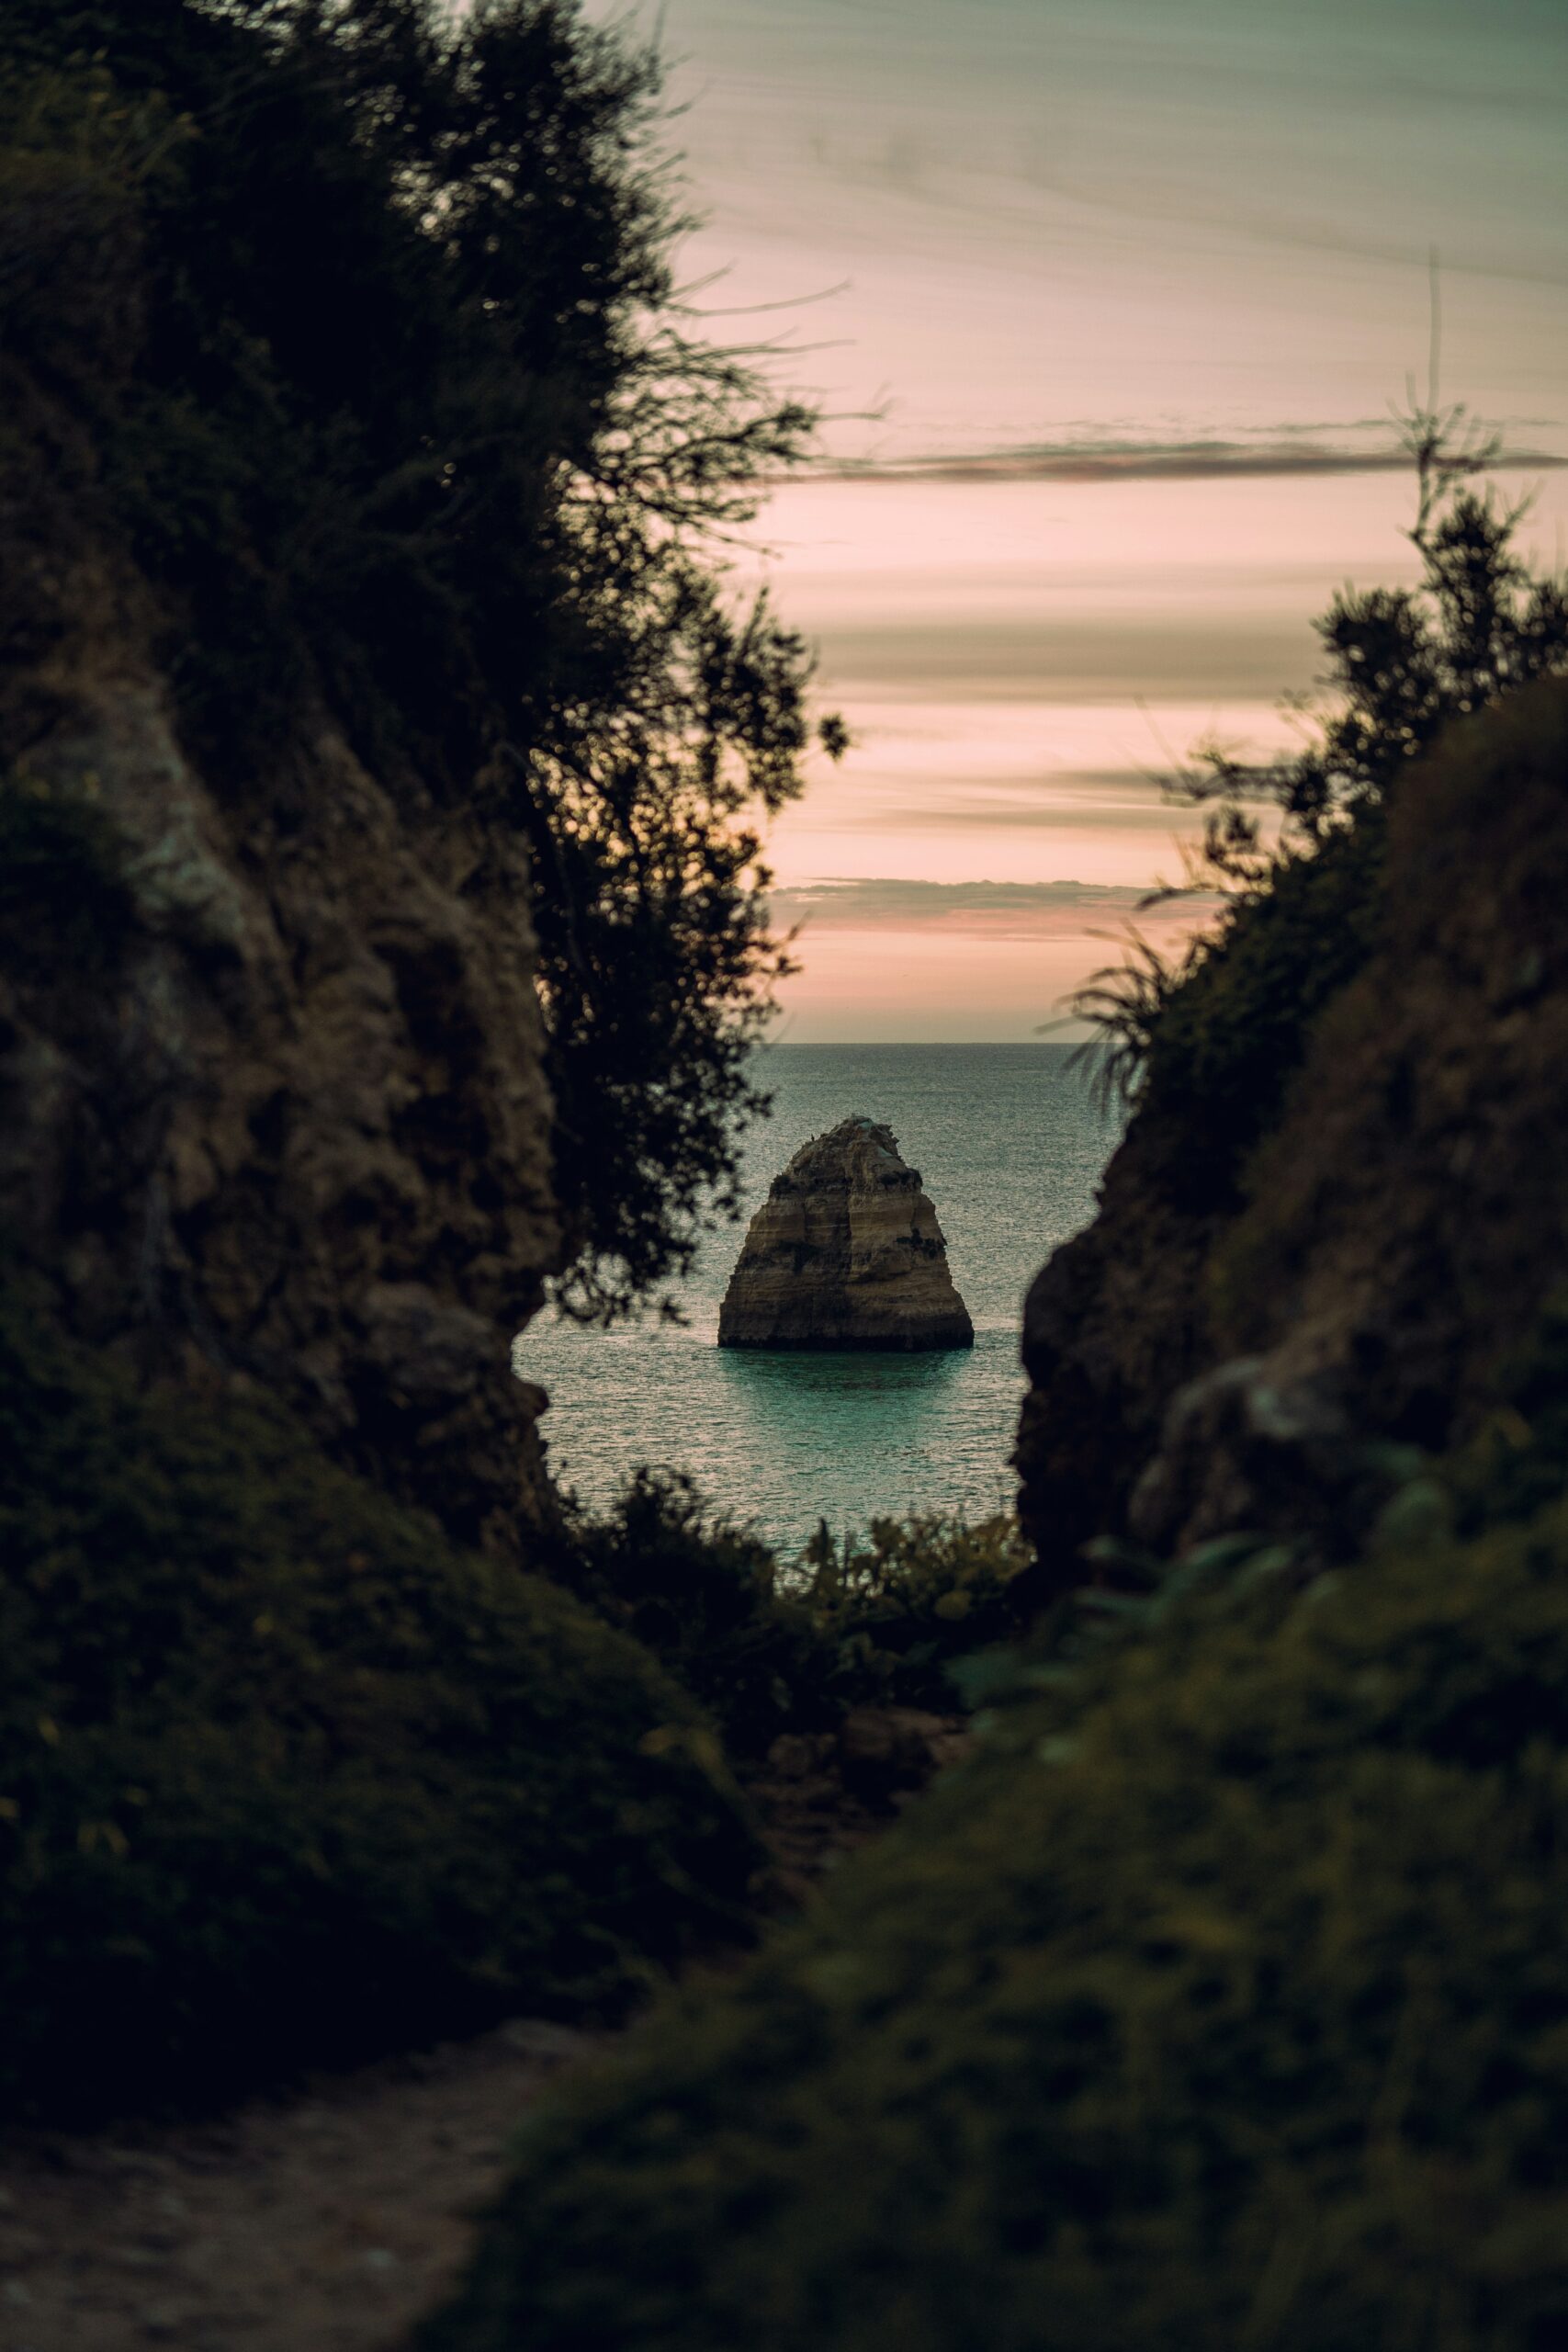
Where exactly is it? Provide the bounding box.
[0,0,840,1321]
[0,1237,1036,2123]
[1078,409,1568,1158]
[1014,433,1568,1593]
[8,26,1568,2342]
[0,1267,767,2124]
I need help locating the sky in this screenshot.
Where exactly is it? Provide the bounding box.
[604,0,1568,1039]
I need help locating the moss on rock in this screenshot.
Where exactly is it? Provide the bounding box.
[0,1272,761,2123]
[425,1445,1568,2352]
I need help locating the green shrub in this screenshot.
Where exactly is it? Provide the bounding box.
[1443,1293,1568,1540]
[553,1471,831,1760]
[1073,811,1384,1218]
[1132,817,1384,1202]
[799,1511,1032,1710]
[0,1273,761,2124]
[426,1457,1568,2352]
[557,1472,1031,1758]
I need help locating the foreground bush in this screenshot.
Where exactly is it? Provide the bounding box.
[0,1277,761,2123]
[426,1440,1568,2352]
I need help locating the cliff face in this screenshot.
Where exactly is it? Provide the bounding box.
[718,1116,973,1351]
[1015,677,1568,1590]
[0,542,558,1555]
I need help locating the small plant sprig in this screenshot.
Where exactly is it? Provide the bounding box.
[1171,392,1568,884]
[1065,385,1568,1105]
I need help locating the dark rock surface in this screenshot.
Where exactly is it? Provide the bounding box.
[717,1116,973,1351]
[0,537,558,1556]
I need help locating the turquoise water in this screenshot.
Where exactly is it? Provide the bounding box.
[516,1045,1119,1556]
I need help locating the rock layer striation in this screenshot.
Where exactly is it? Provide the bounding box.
[718,1116,973,1351]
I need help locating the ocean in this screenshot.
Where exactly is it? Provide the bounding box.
[516,1044,1120,1557]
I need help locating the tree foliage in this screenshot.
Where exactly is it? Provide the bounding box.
[1072,405,1568,1111]
[1179,400,1568,876]
[0,0,840,1317]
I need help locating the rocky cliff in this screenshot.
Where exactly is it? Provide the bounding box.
[718,1116,973,1351]
[0,537,558,1556]
[1015,675,1568,1592]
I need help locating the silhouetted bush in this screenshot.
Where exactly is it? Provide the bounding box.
[1077,411,1568,1146]
[556,1471,1029,1757]
[0,1272,761,2124]
[555,1471,827,1759]
[1184,401,1568,859]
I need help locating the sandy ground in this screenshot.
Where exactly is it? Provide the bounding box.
[0,2017,591,2352]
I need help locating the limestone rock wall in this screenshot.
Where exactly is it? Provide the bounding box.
[0,544,558,1555]
[718,1116,973,1351]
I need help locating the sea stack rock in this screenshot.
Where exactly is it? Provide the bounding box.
[718,1116,974,1351]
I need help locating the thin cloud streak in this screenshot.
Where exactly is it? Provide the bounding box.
[770,876,1224,939]
[799,437,1568,488]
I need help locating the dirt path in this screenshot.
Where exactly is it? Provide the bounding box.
[0,2018,592,2352]
[0,1708,965,2351]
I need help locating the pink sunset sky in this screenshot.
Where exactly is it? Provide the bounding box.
[604,0,1568,1039]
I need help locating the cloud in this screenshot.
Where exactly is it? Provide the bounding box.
[811,619,1320,701]
[768,876,1224,939]
[799,432,1568,488]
